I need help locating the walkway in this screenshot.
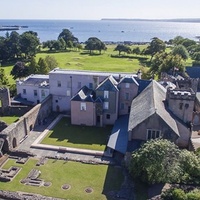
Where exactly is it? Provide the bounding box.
[16,115,114,164]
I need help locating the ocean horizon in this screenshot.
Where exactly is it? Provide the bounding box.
[0,19,200,43]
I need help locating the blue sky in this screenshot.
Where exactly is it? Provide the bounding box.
[1,0,200,20]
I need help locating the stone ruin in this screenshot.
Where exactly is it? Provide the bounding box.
[0,87,11,114]
[0,166,21,182]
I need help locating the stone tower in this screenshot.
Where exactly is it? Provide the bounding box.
[166,88,195,124]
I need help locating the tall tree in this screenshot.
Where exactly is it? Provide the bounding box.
[85,37,106,55]
[114,44,131,56]
[129,139,182,184]
[45,55,58,70]
[10,61,29,79]
[20,31,40,58]
[145,37,166,62]
[58,29,78,49]
[172,44,189,60]
[37,58,49,74]
[0,69,9,86]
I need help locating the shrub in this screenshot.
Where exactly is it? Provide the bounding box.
[172,188,186,200]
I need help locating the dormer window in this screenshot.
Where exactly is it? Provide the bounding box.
[125,83,130,88]
[104,91,109,99]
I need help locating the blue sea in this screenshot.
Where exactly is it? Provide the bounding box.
[0,19,200,43]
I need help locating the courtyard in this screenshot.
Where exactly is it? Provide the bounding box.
[0,157,124,200]
[41,117,111,151]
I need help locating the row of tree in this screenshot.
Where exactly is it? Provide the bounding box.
[0,31,40,61]
[10,55,58,80]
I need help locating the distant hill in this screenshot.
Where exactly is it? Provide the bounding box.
[101,18,200,23]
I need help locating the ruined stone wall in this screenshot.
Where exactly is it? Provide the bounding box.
[0,95,52,152]
[0,87,11,114]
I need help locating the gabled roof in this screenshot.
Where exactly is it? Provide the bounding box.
[71,86,95,102]
[128,80,181,136]
[118,75,139,86]
[185,66,200,78]
[136,79,152,94]
[96,75,119,91]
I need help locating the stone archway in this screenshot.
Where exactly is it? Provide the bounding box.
[12,137,17,149]
[2,139,9,153]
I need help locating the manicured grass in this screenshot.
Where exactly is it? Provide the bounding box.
[41,117,111,151]
[0,116,19,125]
[0,158,124,200]
[36,45,146,73]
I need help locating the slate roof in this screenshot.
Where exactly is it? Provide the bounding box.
[128,80,180,136]
[17,74,49,86]
[136,79,151,94]
[107,115,129,154]
[71,86,95,102]
[96,75,119,91]
[185,66,200,78]
[118,75,139,85]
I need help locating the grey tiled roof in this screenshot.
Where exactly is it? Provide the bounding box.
[71,86,95,102]
[17,75,49,86]
[185,66,200,78]
[96,75,119,91]
[118,76,139,85]
[128,80,180,136]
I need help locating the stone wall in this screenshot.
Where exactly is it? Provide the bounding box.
[0,106,32,117]
[0,95,52,152]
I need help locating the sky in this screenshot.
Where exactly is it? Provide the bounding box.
[1,0,200,20]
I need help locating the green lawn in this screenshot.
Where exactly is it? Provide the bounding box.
[41,117,111,151]
[0,158,124,200]
[0,116,19,125]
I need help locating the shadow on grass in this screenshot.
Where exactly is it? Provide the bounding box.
[102,165,124,200]
[44,117,111,146]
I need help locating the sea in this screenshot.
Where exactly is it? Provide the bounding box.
[1,19,200,43]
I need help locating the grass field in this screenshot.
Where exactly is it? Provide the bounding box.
[0,158,124,200]
[0,116,19,124]
[41,117,111,151]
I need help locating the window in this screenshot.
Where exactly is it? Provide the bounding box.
[121,103,124,110]
[23,89,26,94]
[66,89,71,97]
[103,102,109,110]
[41,90,45,97]
[125,83,130,88]
[78,82,81,88]
[89,83,93,89]
[179,103,183,110]
[34,90,37,96]
[57,81,61,87]
[106,114,110,119]
[80,102,86,111]
[147,129,162,140]
[55,100,58,103]
[125,93,129,100]
[104,91,109,99]
[185,103,189,109]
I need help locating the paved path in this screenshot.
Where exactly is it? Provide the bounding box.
[16,115,114,164]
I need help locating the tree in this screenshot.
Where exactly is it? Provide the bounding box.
[37,58,49,74]
[44,55,58,70]
[0,69,9,86]
[28,57,40,74]
[58,29,78,49]
[129,139,182,184]
[8,31,21,59]
[132,47,141,55]
[10,61,29,79]
[85,37,106,55]
[150,52,184,77]
[145,37,166,62]
[114,44,131,56]
[172,44,189,60]
[20,31,40,58]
